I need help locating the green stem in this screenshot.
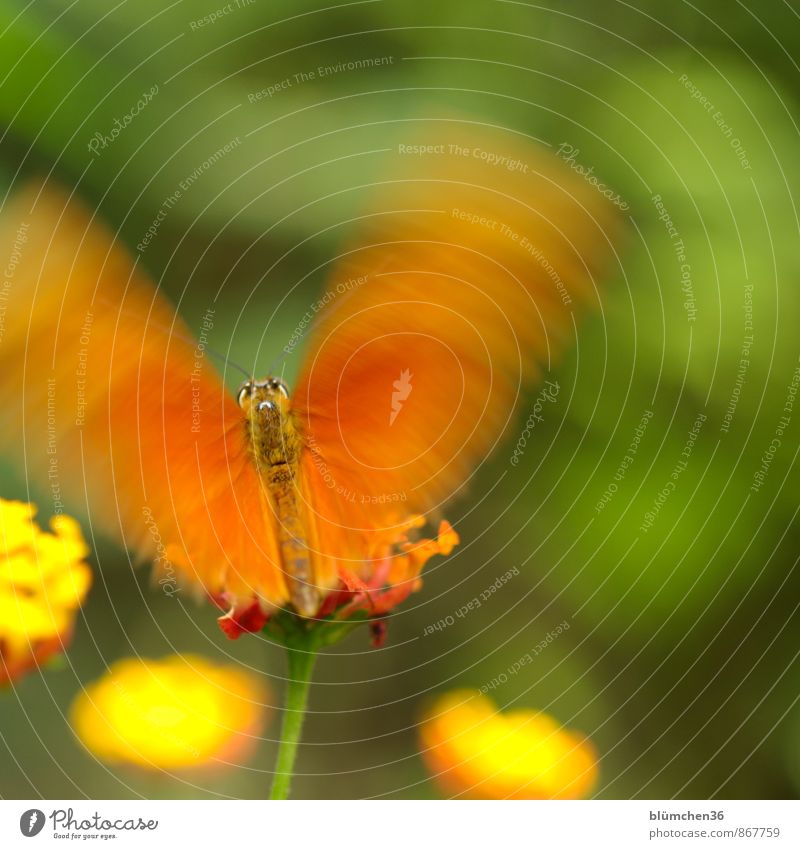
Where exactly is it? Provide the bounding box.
[269,644,317,800]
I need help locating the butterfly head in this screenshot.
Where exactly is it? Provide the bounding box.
[237,377,290,415]
[238,377,298,465]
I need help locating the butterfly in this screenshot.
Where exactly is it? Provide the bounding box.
[0,130,615,634]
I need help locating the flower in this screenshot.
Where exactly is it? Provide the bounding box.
[0,499,92,685]
[419,690,598,799]
[217,517,459,646]
[70,655,269,770]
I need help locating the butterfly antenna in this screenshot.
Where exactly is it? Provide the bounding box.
[265,352,287,379]
[203,344,251,378]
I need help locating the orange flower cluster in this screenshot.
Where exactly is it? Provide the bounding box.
[217,518,459,646]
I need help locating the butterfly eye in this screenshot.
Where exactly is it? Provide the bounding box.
[237,382,253,408]
[269,378,289,399]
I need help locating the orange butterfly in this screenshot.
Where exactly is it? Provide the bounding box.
[0,131,615,638]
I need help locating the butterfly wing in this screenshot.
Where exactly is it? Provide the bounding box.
[0,183,289,612]
[292,130,617,528]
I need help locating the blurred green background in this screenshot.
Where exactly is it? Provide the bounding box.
[1,0,799,799]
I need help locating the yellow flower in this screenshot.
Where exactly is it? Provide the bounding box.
[419,690,598,799]
[71,655,269,770]
[0,499,91,685]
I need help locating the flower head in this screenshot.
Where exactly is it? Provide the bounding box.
[0,499,91,685]
[217,518,459,647]
[419,690,598,799]
[70,655,269,770]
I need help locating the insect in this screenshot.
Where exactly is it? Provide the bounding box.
[0,132,615,629]
[236,376,318,616]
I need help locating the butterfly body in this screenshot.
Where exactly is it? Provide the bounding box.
[238,377,319,616]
